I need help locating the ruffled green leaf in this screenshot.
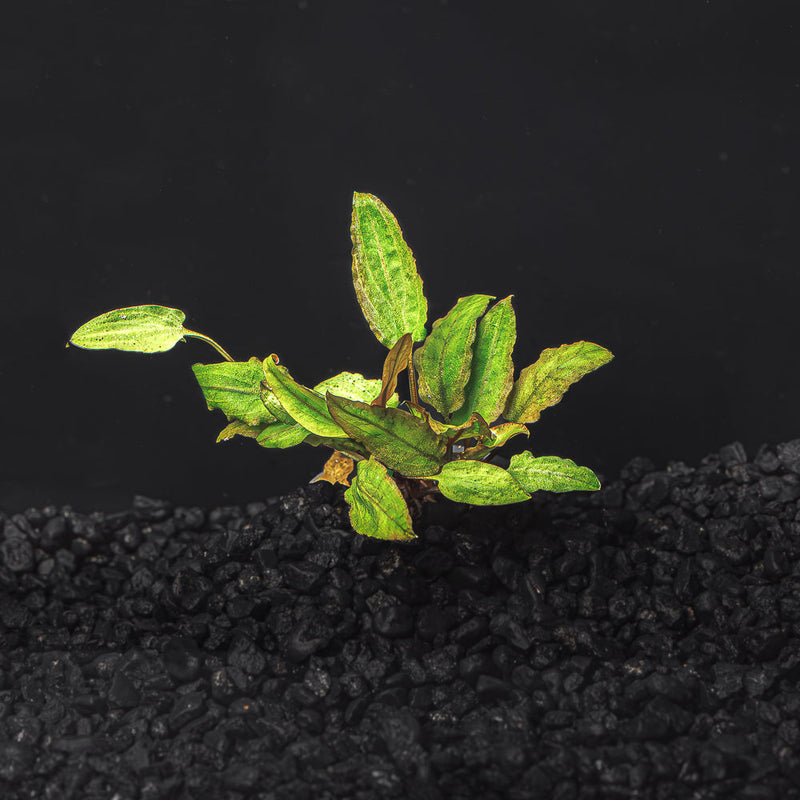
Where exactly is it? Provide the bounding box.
[344,457,416,540]
[351,192,428,346]
[326,393,447,477]
[69,305,186,353]
[508,452,601,492]
[413,294,493,418]
[192,358,276,426]
[424,459,530,505]
[504,341,614,424]
[451,295,516,425]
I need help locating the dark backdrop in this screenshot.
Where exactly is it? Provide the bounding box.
[3,1,798,512]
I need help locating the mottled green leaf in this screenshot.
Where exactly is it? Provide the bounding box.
[351,192,427,346]
[256,420,309,449]
[69,305,186,353]
[451,296,516,426]
[192,358,276,426]
[262,355,344,438]
[424,460,530,505]
[413,294,493,417]
[313,371,385,404]
[504,341,614,424]
[344,457,416,540]
[326,393,447,477]
[508,452,601,492]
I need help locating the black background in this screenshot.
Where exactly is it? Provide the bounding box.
[3,0,798,513]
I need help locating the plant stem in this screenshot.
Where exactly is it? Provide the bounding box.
[182,328,235,362]
[407,350,419,406]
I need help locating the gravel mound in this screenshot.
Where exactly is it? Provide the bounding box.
[2,440,800,799]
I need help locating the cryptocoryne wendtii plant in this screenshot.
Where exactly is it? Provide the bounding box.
[68,192,613,540]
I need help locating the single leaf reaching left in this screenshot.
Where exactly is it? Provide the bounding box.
[344,457,416,540]
[216,420,265,443]
[69,305,187,353]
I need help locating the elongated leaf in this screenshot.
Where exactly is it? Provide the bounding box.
[326,393,447,477]
[351,192,427,346]
[424,460,530,505]
[413,294,493,417]
[372,333,412,408]
[192,358,276,426]
[508,452,600,492]
[451,296,516,426]
[504,341,614,424]
[216,420,265,443]
[345,458,416,540]
[256,420,309,449]
[262,355,344,438]
[69,305,186,353]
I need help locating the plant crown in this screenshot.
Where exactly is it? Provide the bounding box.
[69,192,614,540]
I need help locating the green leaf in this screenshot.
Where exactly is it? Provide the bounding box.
[69,305,186,353]
[508,452,601,492]
[351,192,428,346]
[326,393,448,478]
[216,420,265,443]
[451,296,516,426]
[313,371,391,405]
[413,294,493,418]
[262,355,344,438]
[504,341,614,424]
[424,460,530,505]
[344,457,416,540]
[256,420,309,449]
[192,358,277,426]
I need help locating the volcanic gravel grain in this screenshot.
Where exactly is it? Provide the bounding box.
[2,440,800,799]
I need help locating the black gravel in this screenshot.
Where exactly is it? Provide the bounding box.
[2,440,800,799]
